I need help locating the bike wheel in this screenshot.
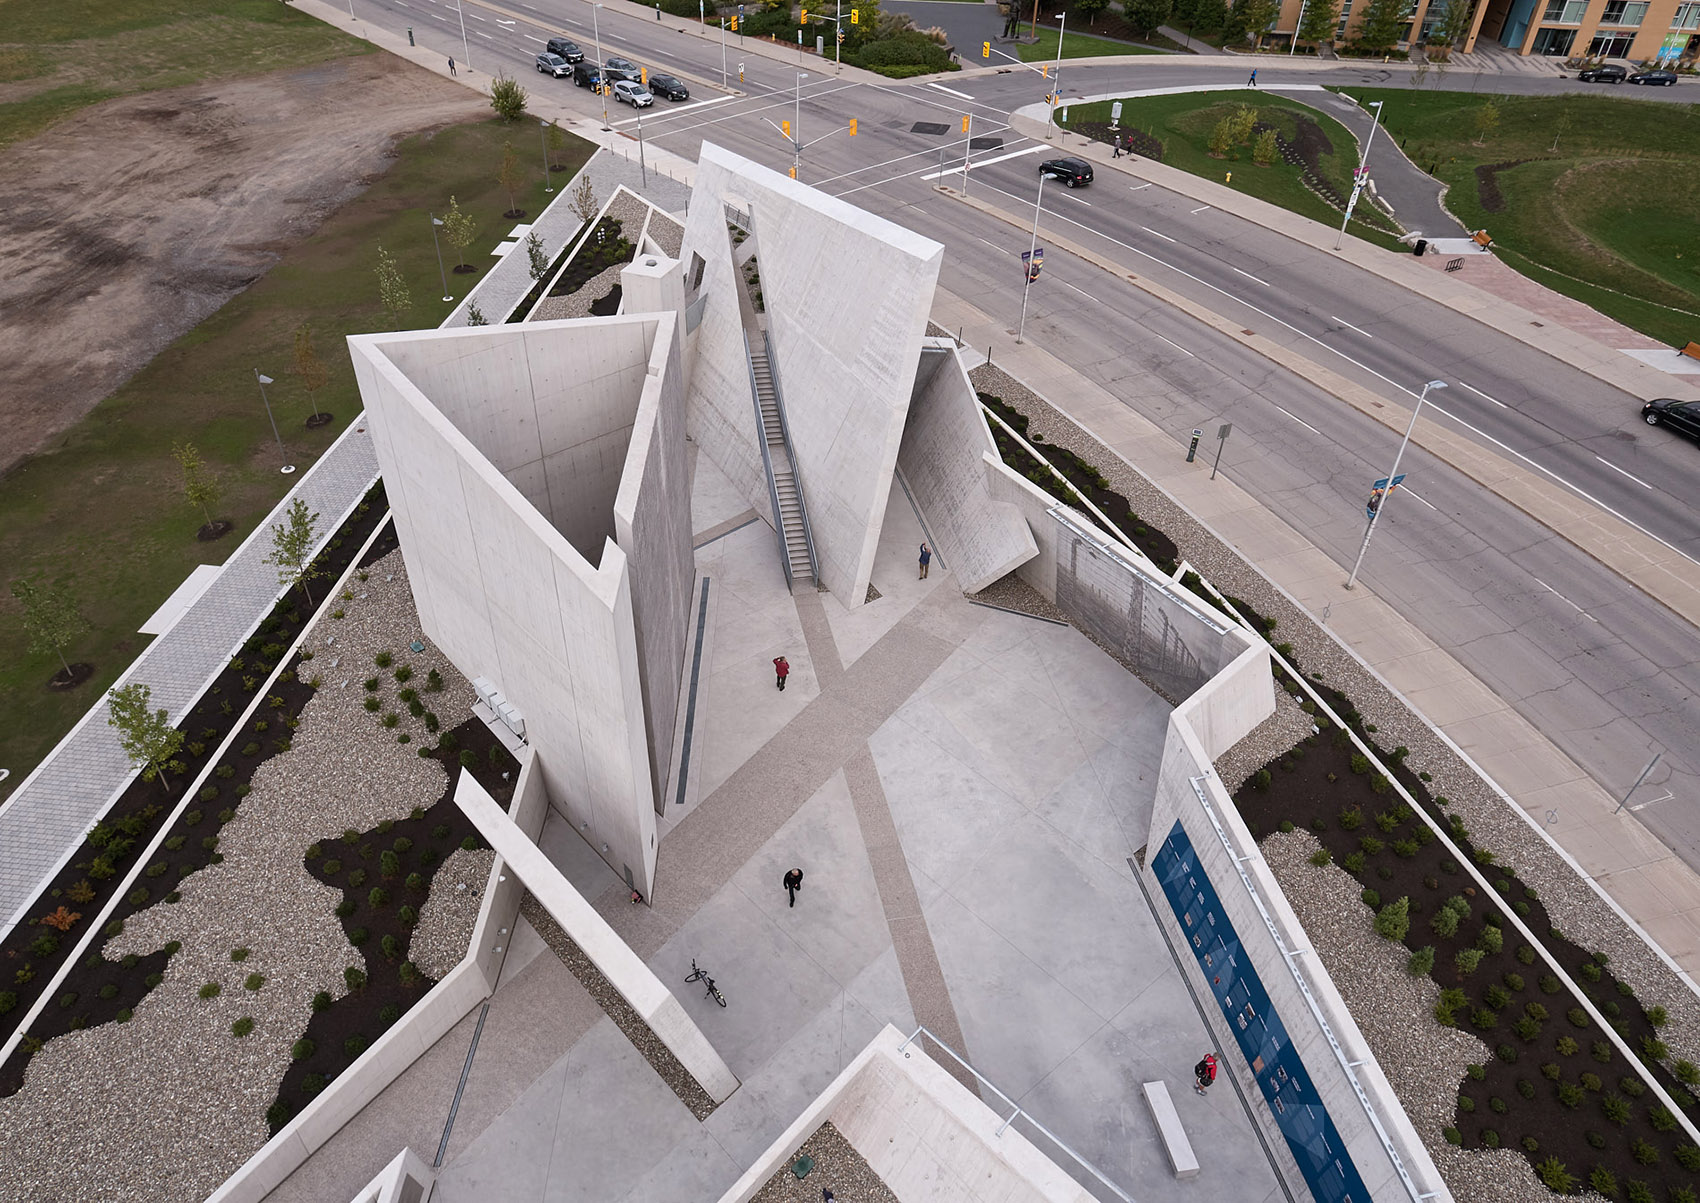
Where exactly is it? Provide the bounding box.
[711,988,727,1008]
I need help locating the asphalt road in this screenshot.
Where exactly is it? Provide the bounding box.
[347,0,1700,860]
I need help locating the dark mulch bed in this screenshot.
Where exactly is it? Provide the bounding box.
[304,412,334,430]
[547,216,631,300]
[1476,159,1534,214]
[979,391,1179,573]
[1231,668,1700,1197]
[1071,121,1164,161]
[46,662,95,691]
[196,520,235,542]
[0,484,389,1070]
[264,717,514,1132]
[589,283,623,317]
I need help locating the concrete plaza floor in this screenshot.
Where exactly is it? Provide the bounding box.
[268,448,1288,1201]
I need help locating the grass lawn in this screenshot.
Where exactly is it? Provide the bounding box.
[0,117,595,806]
[1338,87,1700,347]
[0,0,369,148]
[1058,90,1407,250]
[1015,23,1167,60]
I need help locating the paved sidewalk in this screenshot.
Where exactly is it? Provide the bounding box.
[0,424,379,941]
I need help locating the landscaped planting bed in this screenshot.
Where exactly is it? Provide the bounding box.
[0,481,389,1054]
[0,541,495,1203]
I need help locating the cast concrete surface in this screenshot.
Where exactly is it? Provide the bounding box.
[267,443,1286,1203]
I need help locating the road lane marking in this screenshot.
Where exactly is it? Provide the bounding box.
[918,143,1045,181]
[1057,278,1095,300]
[1458,380,1508,408]
[1532,577,1599,621]
[1233,267,1269,286]
[1272,404,1320,434]
[927,82,975,99]
[1141,225,1175,242]
[1330,314,1372,338]
[1190,204,1211,213]
[1151,331,1194,357]
[1595,456,1653,489]
[1401,487,1436,510]
[1129,183,1152,191]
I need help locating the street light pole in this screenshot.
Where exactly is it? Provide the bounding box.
[1290,0,1307,52]
[637,106,648,187]
[793,72,807,179]
[455,0,472,71]
[721,18,728,88]
[594,4,610,130]
[1017,169,1047,344]
[1345,379,1446,589]
[539,119,555,193]
[1335,99,1384,249]
[1049,13,1066,142]
[430,215,453,303]
[253,369,295,475]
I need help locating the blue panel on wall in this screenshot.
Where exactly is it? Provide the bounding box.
[1154,820,1371,1203]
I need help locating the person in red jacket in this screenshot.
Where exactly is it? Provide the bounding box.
[773,655,790,691]
[1194,1052,1218,1095]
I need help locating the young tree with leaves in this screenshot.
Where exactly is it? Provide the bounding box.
[1434,0,1475,50]
[1472,98,1500,144]
[108,682,185,794]
[265,497,323,605]
[11,576,90,679]
[375,245,412,330]
[1231,0,1281,45]
[545,119,566,172]
[571,176,600,225]
[1253,128,1279,164]
[526,232,550,284]
[1073,0,1111,26]
[293,323,330,423]
[1354,0,1407,50]
[498,141,526,220]
[441,196,477,272]
[171,441,224,529]
[489,73,529,122]
[1125,0,1174,35]
[466,300,489,326]
[1298,0,1342,45]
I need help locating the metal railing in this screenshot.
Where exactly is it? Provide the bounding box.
[895,1025,1135,1203]
[744,330,792,588]
[761,329,817,585]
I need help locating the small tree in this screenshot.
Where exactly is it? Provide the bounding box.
[171,441,224,529]
[293,323,330,423]
[1253,128,1279,166]
[1232,0,1281,46]
[1436,0,1475,50]
[11,576,90,678]
[1374,896,1410,942]
[545,119,566,171]
[1472,99,1500,145]
[1073,0,1111,25]
[466,300,488,326]
[498,140,525,219]
[1298,0,1341,45]
[571,175,599,225]
[1230,105,1258,145]
[265,497,323,605]
[525,232,549,284]
[489,73,528,122]
[374,245,412,330]
[1355,0,1406,51]
[1125,0,1174,34]
[1208,117,1235,157]
[441,195,477,271]
[107,683,185,794]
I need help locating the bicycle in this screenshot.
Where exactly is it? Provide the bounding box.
[685,958,727,1007]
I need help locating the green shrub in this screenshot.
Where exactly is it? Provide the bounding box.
[1650,1104,1678,1132]
[375,651,393,668]
[1478,925,1503,954]
[1642,1036,1670,1061]
[1443,1126,1461,1145]
[1521,1135,1539,1153]
[198,982,221,999]
[1361,888,1381,909]
[335,899,355,918]
[1517,944,1536,965]
[348,926,369,946]
[1540,974,1562,994]
[1482,1128,1499,1147]
[1626,1182,1655,1203]
[1407,946,1435,977]
[291,1038,315,1061]
[232,1017,255,1038]
[345,966,367,991]
[1349,754,1370,775]
[321,858,342,876]
[1647,1005,1669,1027]
[230,947,250,962]
[461,836,480,851]
[380,850,401,878]
[1590,1166,1619,1198]
[1467,1063,1486,1081]
[394,665,412,684]
[1485,985,1511,1010]
[399,905,417,927]
[244,973,264,991]
[1569,1008,1590,1027]
[1581,1072,1603,1092]
[1339,808,1362,830]
[1602,1094,1632,1125]
[1471,1008,1498,1031]
[1488,1095,1508,1113]
[1631,1138,1659,1165]
[347,868,366,888]
[1581,962,1602,982]
[1391,837,1418,857]
[98,983,117,1000]
[363,697,381,712]
[368,887,388,907]
[1540,1063,1561,1080]
[1588,1129,1609,1149]
[1360,836,1384,856]
[1513,1017,1541,1041]
[1557,1036,1579,1056]
[1558,1081,1586,1108]
[380,1003,401,1025]
[1674,1144,1700,1170]
[1677,1060,1700,1086]
[345,1034,369,1057]
[1505,973,1525,993]
[405,873,425,891]
[399,960,421,987]
[1670,1186,1697,1203]
[1308,848,1331,866]
[312,991,333,1012]
[1455,948,1484,977]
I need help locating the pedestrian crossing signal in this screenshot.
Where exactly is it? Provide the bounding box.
[848,117,857,135]
[982,40,990,58]
[837,29,844,42]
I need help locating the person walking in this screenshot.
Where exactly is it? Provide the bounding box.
[1112,137,1122,158]
[773,655,790,691]
[1247,67,1257,87]
[918,542,932,580]
[1194,1052,1218,1095]
[448,56,457,76]
[784,867,804,907]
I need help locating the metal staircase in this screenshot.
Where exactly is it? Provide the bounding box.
[745,331,818,590]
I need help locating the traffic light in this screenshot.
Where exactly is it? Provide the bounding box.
[836,29,844,42]
[961,114,970,132]
[730,14,738,29]
[640,67,648,83]
[850,6,858,22]
[789,165,797,178]
[848,117,857,136]
[982,40,990,58]
[782,119,791,137]
[1041,63,1049,77]
[801,7,807,20]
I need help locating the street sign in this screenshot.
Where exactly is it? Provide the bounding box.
[1372,474,1405,490]
[1217,423,1232,440]
[1210,424,1232,480]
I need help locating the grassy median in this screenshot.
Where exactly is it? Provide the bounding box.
[0,117,594,804]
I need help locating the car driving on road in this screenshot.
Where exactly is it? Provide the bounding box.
[545,37,585,63]
[1629,69,1679,86]
[535,53,571,78]
[613,80,654,108]
[648,74,690,101]
[1038,157,1093,188]
[603,57,641,83]
[1578,63,1627,82]
[1642,397,1700,442]
[572,63,603,89]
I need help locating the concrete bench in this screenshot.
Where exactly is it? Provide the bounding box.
[1142,1080,1199,1179]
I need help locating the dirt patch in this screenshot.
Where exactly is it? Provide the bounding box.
[0,55,484,474]
[1475,159,1535,215]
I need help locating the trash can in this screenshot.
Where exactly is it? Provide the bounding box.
[1413,238,1428,257]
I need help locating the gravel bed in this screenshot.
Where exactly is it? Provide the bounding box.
[965,573,1068,624]
[0,548,484,1203]
[519,894,717,1119]
[969,361,1700,1165]
[1260,831,1549,1203]
[530,263,624,321]
[1213,688,1318,796]
[644,209,683,257]
[751,1121,898,1203]
[409,847,495,981]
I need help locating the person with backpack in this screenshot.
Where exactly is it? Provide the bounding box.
[773,655,790,690]
[1194,1052,1218,1094]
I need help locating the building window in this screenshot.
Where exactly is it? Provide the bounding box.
[1533,25,1578,51]
[1542,0,1588,21]
[1675,2,1700,28]
[1337,0,1354,37]
[1599,0,1648,25]
[1588,29,1637,51]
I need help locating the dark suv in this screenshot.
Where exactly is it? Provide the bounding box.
[1642,397,1700,443]
[1578,63,1627,82]
[649,73,690,101]
[1039,157,1093,188]
[572,62,603,89]
[546,37,585,63]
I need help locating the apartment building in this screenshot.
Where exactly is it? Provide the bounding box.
[1270,0,1700,58]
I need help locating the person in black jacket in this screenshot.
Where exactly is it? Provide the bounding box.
[784,867,804,907]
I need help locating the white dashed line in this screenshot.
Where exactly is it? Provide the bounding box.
[1151,331,1195,358]
[1141,225,1175,243]
[1330,314,1372,338]
[1458,380,1508,408]
[1233,267,1269,287]
[1594,456,1653,489]
[1190,204,1212,214]
[1272,403,1320,434]
[1532,577,1599,621]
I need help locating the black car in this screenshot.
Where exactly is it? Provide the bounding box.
[1039,156,1093,188]
[649,73,690,101]
[1578,63,1627,83]
[572,62,603,89]
[1642,397,1700,442]
[1629,69,1679,86]
[535,52,571,78]
[546,37,585,63]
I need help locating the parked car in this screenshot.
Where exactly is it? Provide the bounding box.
[606,56,640,77]
[1629,69,1679,86]
[1038,157,1093,188]
[572,63,603,89]
[1642,397,1700,442]
[1577,63,1627,82]
[648,73,690,101]
[613,80,654,108]
[545,37,585,63]
[535,52,571,78]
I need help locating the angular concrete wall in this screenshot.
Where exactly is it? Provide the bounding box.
[681,142,944,604]
[896,343,1037,593]
[349,315,692,898]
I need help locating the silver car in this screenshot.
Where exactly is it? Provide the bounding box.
[613,80,654,108]
[534,52,571,78]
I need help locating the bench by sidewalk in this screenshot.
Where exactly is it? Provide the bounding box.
[1142,1079,1200,1178]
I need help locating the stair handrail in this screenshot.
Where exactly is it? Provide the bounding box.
[744,330,793,588]
[761,329,819,586]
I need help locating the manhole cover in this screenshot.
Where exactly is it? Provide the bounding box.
[969,136,1003,151]
[911,121,950,135]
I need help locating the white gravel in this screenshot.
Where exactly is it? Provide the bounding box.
[409,847,494,981]
[0,547,486,1203]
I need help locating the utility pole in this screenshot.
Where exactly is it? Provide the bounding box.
[1345,379,1446,589]
[1336,99,1384,249]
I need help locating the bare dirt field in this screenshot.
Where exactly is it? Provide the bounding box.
[0,53,483,472]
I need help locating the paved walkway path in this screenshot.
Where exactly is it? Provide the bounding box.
[0,424,379,940]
